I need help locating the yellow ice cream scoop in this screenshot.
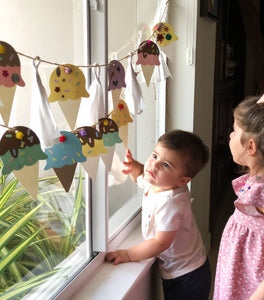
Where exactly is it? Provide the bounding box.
[153,22,178,47]
[48,64,89,102]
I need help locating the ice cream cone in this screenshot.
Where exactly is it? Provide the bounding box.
[111,89,122,111]
[0,85,16,125]
[141,65,155,86]
[13,162,39,200]
[58,99,81,130]
[118,125,129,148]
[160,43,175,60]
[53,163,77,192]
[81,156,100,181]
[100,145,115,171]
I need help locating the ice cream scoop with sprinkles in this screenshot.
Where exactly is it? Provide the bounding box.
[0,126,47,175]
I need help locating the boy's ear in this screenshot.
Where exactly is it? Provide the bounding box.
[178,176,191,186]
[247,138,257,155]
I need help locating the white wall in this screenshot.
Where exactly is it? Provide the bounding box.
[192,9,216,250]
[166,0,215,250]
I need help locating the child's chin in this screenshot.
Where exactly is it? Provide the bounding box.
[144,174,155,184]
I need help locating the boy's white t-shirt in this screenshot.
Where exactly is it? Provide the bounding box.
[137,175,206,280]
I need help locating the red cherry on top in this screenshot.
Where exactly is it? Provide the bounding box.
[60,135,66,142]
[118,103,124,109]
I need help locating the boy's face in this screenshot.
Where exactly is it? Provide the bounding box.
[144,142,191,192]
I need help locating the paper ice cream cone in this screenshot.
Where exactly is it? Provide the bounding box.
[13,162,39,200]
[100,145,115,171]
[0,85,16,125]
[141,65,155,86]
[58,99,81,130]
[81,156,100,181]
[111,89,122,111]
[53,163,77,192]
[160,43,175,60]
[118,125,129,148]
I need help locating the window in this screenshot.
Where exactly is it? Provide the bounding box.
[107,0,166,238]
[0,0,166,298]
[0,1,92,298]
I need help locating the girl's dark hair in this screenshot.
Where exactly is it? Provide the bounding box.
[158,130,209,178]
[234,96,264,157]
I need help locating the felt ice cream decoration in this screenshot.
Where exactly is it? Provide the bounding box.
[136,40,160,86]
[111,100,133,148]
[153,22,178,47]
[44,131,86,192]
[99,118,122,147]
[48,64,89,130]
[72,126,108,180]
[0,126,47,200]
[0,41,25,88]
[153,22,178,59]
[111,100,133,128]
[108,60,126,111]
[98,117,122,171]
[0,41,25,125]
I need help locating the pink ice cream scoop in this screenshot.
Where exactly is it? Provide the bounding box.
[0,41,25,87]
[136,40,160,66]
[108,60,126,91]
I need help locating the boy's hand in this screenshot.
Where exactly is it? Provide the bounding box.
[105,249,131,265]
[122,149,144,182]
[122,149,134,174]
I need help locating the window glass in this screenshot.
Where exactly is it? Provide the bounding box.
[0,0,167,298]
[0,1,91,298]
[108,0,165,236]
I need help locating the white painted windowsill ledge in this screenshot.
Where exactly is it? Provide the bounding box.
[71,223,155,300]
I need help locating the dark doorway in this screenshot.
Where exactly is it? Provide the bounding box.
[209,0,264,241]
[209,0,246,238]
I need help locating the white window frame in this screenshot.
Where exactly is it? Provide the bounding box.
[35,0,166,298]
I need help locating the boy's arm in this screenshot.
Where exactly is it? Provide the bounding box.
[105,231,175,265]
[122,149,144,183]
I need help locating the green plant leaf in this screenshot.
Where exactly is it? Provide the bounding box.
[0,177,18,210]
[0,268,60,299]
[0,203,44,251]
[0,247,22,283]
[0,229,41,275]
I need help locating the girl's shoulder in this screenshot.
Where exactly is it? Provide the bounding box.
[232,173,249,186]
[234,174,264,207]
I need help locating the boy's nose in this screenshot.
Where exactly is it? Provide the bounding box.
[153,160,160,170]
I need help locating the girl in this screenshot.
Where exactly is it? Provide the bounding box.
[213,95,264,299]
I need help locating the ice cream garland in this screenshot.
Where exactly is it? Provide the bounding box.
[0,114,121,157]
[0,1,176,192]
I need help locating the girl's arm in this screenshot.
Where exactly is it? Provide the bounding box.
[105,231,175,265]
[122,149,144,183]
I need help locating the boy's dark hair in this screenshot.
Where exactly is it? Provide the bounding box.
[158,130,209,178]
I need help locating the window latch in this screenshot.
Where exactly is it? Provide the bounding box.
[89,0,98,10]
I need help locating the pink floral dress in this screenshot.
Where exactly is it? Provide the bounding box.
[213,174,264,300]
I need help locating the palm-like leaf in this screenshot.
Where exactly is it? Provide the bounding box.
[0,168,86,298]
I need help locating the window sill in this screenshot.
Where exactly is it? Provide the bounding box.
[69,223,155,300]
